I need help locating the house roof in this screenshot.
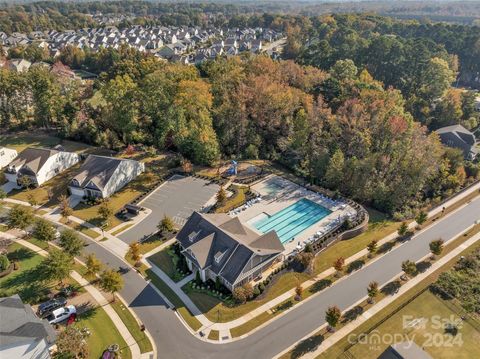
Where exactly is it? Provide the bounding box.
[72,155,135,191]
[177,212,284,284]
[379,341,433,359]
[9,147,59,174]
[0,294,56,346]
[436,124,478,157]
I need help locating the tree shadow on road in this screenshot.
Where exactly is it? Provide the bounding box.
[290,333,325,359]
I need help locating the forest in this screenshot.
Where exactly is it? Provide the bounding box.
[1,10,480,219]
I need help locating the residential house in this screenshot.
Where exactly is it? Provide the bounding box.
[0,147,17,168]
[7,59,31,72]
[0,295,56,359]
[5,147,80,187]
[436,124,478,160]
[69,155,144,199]
[176,212,285,291]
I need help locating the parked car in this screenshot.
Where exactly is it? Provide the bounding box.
[46,305,76,324]
[37,297,67,318]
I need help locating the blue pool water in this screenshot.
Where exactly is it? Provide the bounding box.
[253,199,332,244]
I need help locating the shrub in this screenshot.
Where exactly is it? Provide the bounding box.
[259,283,265,292]
[243,283,254,299]
[253,287,261,297]
[233,287,247,304]
[0,255,10,271]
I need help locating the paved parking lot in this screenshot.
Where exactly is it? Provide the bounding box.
[118,175,219,243]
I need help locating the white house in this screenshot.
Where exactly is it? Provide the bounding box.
[0,147,17,168]
[68,155,145,199]
[0,295,56,359]
[5,147,80,187]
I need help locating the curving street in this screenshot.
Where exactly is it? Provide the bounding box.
[79,196,480,359]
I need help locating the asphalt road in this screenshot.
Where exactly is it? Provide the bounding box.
[76,195,480,359]
[119,175,219,243]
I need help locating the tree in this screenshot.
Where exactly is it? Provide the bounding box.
[295,252,314,273]
[367,281,379,304]
[333,257,345,276]
[367,240,378,257]
[98,200,113,227]
[216,186,227,204]
[158,215,174,233]
[429,239,444,258]
[242,282,254,299]
[0,188,7,200]
[0,254,10,271]
[7,205,34,230]
[27,193,38,207]
[18,175,32,188]
[397,222,409,237]
[402,260,418,278]
[181,158,193,174]
[324,149,345,189]
[33,218,56,243]
[99,268,124,302]
[233,286,247,304]
[59,195,73,223]
[325,306,342,331]
[54,326,89,358]
[59,229,84,258]
[129,242,142,266]
[42,249,71,286]
[415,211,428,226]
[295,284,303,300]
[85,253,102,279]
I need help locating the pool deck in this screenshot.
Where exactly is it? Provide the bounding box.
[232,175,357,255]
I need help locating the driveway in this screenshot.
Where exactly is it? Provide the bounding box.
[73,195,480,359]
[1,181,20,194]
[118,175,219,243]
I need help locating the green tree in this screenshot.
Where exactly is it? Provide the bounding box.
[158,215,175,233]
[0,254,10,271]
[421,57,456,102]
[367,240,378,257]
[18,176,32,188]
[216,187,227,204]
[402,260,418,278]
[397,222,409,237]
[325,306,342,331]
[295,284,303,300]
[59,229,84,258]
[7,205,34,230]
[324,149,345,189]
[415,211,428,226]
[85,253,102,279]
[367,281,379,304]
[0,188,6,200]
[41,249,71,286]
[99,268,124,302]
[98,200,113,227]
[330,59,358,82]
[33,218,56,243]
[429,239,444,258]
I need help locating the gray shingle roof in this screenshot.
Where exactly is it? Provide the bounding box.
[0,294,56,346]
[72,155,127,191]
[436,124,478,158]
[177,212,284,284]
[9,147,58,175]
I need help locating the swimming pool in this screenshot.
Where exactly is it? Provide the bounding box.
[253,199,332,244]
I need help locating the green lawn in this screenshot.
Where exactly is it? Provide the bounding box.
[75,306,132,359]
[59,218,100,239]
[208,329,220,340]
[111,223,134,236]
[215,185,248,213]
[110,301,153,354]
[72,171,159,230]
[147,245,187,282]
[0,243,46,302]
[347,291,480,359]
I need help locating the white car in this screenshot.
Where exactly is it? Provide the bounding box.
[47,305,76,324]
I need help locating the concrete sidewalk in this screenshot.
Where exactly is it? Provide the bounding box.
[281,231,480,359]
[15,239,143,359]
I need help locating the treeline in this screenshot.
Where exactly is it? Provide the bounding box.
[1,49,476,217]
[294,14,480,127]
